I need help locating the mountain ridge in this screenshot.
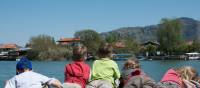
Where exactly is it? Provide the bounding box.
[101,17,200,43]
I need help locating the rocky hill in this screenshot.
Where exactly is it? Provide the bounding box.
[101,17,200,43]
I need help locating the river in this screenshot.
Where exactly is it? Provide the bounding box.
[1,60,200,87]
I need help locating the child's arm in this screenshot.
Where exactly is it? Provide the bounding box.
[4,77,16,88]
[113,62,121,79]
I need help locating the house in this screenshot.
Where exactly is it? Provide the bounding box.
[0,44,19,58]
[142,41,160,46]
[57,38,81,46]
[114,40,125,48]
[0,44,19,52]
[141,41,160,56]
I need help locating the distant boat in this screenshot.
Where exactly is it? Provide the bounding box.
[112,54,135,60]
[136,56,146,60]
[16,58,20,61]
[185,52,200,60]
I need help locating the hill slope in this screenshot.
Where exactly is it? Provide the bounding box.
[101,17,200,43]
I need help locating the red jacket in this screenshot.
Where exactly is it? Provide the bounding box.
[64,61,90,88]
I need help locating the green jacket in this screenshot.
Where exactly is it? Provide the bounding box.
[91,58,121,85]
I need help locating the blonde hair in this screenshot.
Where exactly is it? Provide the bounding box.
[123,57,140,69]
[178,66,198,81]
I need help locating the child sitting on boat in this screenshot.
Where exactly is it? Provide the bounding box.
[87,44,121,88]
[64,45,91,88]
[121,57,156,88]
[4,56,62,88]
[156,66,200,88]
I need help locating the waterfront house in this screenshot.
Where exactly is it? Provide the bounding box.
[57,38,81,46]
[141,41,161,59]
[0,44,19,59]
[114,40,125,48]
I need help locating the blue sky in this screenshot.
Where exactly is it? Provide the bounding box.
[0,0,200,46]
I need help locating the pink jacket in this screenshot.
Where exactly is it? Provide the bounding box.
[64,61,90,88]
[161,69,182,87]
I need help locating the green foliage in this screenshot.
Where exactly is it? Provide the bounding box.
[157,18,183,54]
[29,35,56,51]
[188,40,200,52]
[124,37,140,54]
[112,37,140,54]
[74,29,103,54]
[145,44,157,55]
[174,40,200,54]
[174,43,188,54]
[105,32,119,43]
[27,34,72,60]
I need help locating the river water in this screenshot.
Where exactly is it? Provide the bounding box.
[1,60,200,87]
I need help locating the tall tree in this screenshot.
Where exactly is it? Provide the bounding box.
[74,29,103,54]
[157,18,183,54]
[124,37,140,54]
[28,34,72,60]
[105,32,119,44]
[29,34,56,51]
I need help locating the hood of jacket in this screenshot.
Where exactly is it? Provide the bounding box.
[161,69,182,86]
[66,61,85,77]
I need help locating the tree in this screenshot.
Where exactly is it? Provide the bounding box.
[105,32,119,44]
[124,37,140,54]
[29,34,56,51]
[28,34,72,60]
[157,18,183,55]
[74,29,103,54]
[145,44,157,56]
[190,40,200,52]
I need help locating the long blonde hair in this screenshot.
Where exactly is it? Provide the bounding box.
[178,66,198,81]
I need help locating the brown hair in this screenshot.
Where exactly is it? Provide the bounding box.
[178,66,198,81]
[123,57,140,69]
[72,45,87,61]
[98,44,113,58]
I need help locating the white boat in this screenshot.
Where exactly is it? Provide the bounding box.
[185,52,200,60]
[16,58,20,61]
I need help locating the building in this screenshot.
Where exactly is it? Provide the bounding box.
[0,44,19,53]
[141,41,160,57]
[0,44,19,59]
[142,41,160,46]
[114,40,126,48]
[57,38,81,46]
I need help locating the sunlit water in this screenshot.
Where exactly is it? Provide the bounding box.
[1,60,200,87]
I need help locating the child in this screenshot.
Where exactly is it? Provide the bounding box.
[122,58,156,88]
[157,68,183,88]
[87,44,120,88]
[157,66,200,88]
[64,45,91,88]
[179,66,200,88]
[121,57,141,84]
[4,57,62,88]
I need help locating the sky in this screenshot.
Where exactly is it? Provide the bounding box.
[0,0,200,46]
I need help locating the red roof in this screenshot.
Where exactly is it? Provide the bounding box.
[57,38,80,42]
[114,41,125,48]
[0,44,18,49]
[186,41,193,45]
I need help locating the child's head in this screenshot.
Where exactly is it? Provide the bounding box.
[16,57,32,74]
[123,57,140,69]
[98,43,113,58]
[178,66,198,81]
[72,45,87,61]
